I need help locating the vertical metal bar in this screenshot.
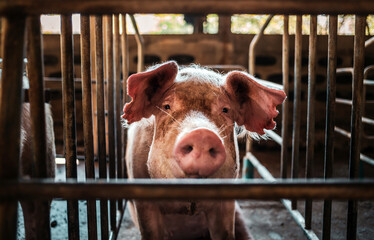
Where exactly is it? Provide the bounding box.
[322,15,337,240]
[249,15,274,75]
[129,14,144,72]
[61,14,79,240]
[95,15,109,240]
[281,15,289,179]
[26,14,51,239]
[291,15,302,210]
[305,15,317,230]
[0,15,26,240]
[80,14,98,240]
[105,14,117,232]
[347,15,366,240]
[121,13,129,179]
[114,14,123,211]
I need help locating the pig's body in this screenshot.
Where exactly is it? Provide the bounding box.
[20,103,56,239]
[124,62,286,240]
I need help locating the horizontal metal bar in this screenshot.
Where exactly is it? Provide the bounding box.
[0,179,374,201]
[336,98,352,105]
[362,117,374,125]
[365,36,374,48]
[335,126,351,138]
[264,130,282,145]
[336,67,353,74]
[3,0,374,15]
[364,80,374,86]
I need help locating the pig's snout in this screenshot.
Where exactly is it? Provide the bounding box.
[173,128,226,177]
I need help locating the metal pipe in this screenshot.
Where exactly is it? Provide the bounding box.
[305,15,317,230]
[365,36,374,48]
[80,14,98,240]
[113,14,123,211]
[105,14,117,232]
[281,15,290,179]
[129,14,144,72]
[1,179,374,201]
[347,15,366,240]
[95,15,109,240]
[322,15,337,240]
[264,130,282,145]
[0,15,26,240]
[249,14,273,75]
[121,13,129,180]
[291,15,302,210]
[61,14,80,240]
[2,1,374,15]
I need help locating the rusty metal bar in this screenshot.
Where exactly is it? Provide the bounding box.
[129,14,144,72]
[61,14,80,240]
[0,15,26,240]
[291,15,302,210]
[347,15,366,240]
[281,15,290,179]
[114,14,123,211]
[1,0,374,15]
[25,14,51,239]
[322,15,337,240]
[1,179,374,201]
[80,14,98,240]
[305,14,317,230]
[105,14,117,232]
[95,15,109,240]
[249,14,273,75]
[121,13,129,180]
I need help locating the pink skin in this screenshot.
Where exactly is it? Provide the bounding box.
[173,128,226,178]
[122,61,286,240]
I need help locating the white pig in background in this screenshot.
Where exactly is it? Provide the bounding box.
[122,61,286,240]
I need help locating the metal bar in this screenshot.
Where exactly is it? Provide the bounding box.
[105,14,117,232]
[95,15,109,240]
[61,14,80,240]
[360,153,374,166]
[365,36,374,48]
[264,130,282,145]
[1,0,374,15]
[114,14,123,212]
[121,13,129,180]
[347,15,366,240]
[281,15,290,179]
[247,153,320,240]
[25,14,51,240]
[0,15,26,240]
[336,67,353,74]
[80,14,98,240]
[305,14,317,230]
[291,15,302,210]
[322,15,337,240]
[1,179,374,201]
[249,14,273,75]
[335,126,351,138]
[129,14,144,72]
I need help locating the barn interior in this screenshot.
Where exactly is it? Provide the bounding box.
[0,1,374,240]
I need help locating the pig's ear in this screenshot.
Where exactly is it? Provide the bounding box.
[122,61,178,124]
[224,72,286,135]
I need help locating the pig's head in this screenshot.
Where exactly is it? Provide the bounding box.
[122,61,286,179]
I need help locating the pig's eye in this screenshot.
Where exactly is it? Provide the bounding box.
[222,107,229,113]
[164,104,171,110]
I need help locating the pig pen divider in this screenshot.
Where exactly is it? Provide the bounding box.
[1,1,374,240]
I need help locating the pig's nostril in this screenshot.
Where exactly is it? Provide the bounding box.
[182,145,193,154]
[209,148,217,158]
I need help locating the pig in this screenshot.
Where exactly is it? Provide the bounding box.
[122,61,286,240]
[20,102,56,239]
